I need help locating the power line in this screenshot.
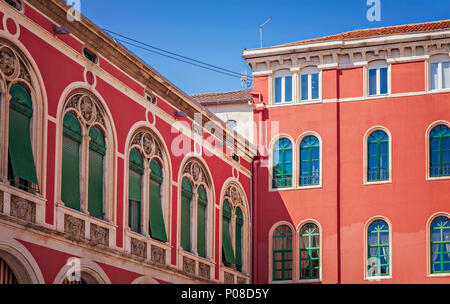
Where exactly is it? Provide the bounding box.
[105,29,251,80]
[115,38,243,79]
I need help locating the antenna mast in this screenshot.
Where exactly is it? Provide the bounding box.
[259,17,272,48]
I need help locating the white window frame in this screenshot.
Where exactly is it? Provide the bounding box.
[299,67,321,103]
[273,70,293,105]
[367,61,390,97]
[429,55,450,92]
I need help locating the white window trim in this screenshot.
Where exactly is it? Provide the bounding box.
[268,135,295,192]
[296,131,323,189]
[272,70,293,105]
[426,212,450,278]
[268,221,296,284]
[429,55,450,92]
[363,216,393,281]
[425,120,450,181]
[367,61,391,97]
[296,219,323,283]
[299,67,321,103]
[363,126,393,185]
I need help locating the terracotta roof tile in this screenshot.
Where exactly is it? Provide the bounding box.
[192,90,252,105]
[275,19,450,47]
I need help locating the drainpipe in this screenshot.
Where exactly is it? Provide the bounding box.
[336,70,342,284]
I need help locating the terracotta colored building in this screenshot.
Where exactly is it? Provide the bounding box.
[244,20,450,284]
[0,0,255,284]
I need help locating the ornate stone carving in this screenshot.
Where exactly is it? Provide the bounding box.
[142,133,154,155]
[79,95,95,123]
[0,47,18,78]
[10,196,36,223]
[237,277,247,285]
[224,272,235,284]
[198,262,211,280]
[64,214,85,240]
[183,159,209,187]
[90,224,109,246]
[130,129,164,161]
[65,92,106,129]
[225,183,245,208]
[131,238,147,259]
[183,257,196,276]
[151,245,166,265]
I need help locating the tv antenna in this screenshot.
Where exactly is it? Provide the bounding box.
[259,17,272,48]
[240,70,252,88]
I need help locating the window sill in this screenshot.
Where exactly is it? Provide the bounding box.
[428,88,450,94]
[426,175,450,181]
[298,278,322,283]
[297,184,322,190]
[366,94,390,100]
[364,180,392,186]
[365,275,392,281]
[270,279,294,284]
[428,273,450,278]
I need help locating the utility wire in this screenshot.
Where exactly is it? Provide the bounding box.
[115,38,243,79]
[105,29,251,80]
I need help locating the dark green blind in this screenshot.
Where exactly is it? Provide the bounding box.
[180,177,193,251]
[8,84,38,186]
[235,207,243,267]
[128,149,143,202]
[61,113,81,211]
[222,200,235,264]
[197,186,207,258]
[88,127,105,219]
[149,160,167,242]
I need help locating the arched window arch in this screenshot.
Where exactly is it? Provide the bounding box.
[180,158,212,258]
[367,129,390,182]
[429,124,450,177]
[272,138,293,189]
[272,225,293,281]
[430,215,450,274]
[59,90,115,222]
[299,222,320,280]
[0,40,44,195]
[367,219,390,278]
[299,135,320,186]
[127,128,169,242]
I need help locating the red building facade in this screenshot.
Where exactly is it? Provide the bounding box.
[244,20,450,284]
[0,0,255,284]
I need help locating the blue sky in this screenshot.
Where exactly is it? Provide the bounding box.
[81,0,450,95]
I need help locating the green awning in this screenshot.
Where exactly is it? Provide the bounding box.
[149,162,167,242]
[222,200,235,264]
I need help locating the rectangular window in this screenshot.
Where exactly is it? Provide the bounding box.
[88,150,104,219]
[369,66,388,96]
[369,69,377,95]
[274,77,282,103]
[380,68,388,95]
[430,61,450,91]
[301,74,309,101]
[430,63,439,91]
[311,73,319,100]
[301,73,320,101]
[443,62,450,89]
[285,76,292,102]
[274,76,293,104]
[61,136,81,211]
[129,200,141,233]
[149,179,167,242]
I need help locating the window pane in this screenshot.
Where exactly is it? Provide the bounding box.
[311,73,319,100]
[380,68,388,94]
[442,62,450,89]
[301,74,309,101]
[369,69,377,95]
[430,63,439,90]
[275,78,282,103]
[285,76,292,102]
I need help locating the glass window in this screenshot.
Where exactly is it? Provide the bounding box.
[274,77,282,103]
[299,223,320,280]
[273,225,293,281]
[430,60,450,91]
[367,130,389,182]
[368,64,389,96]
[443,62,450,89]
[431,63,439,91]
[301,72,320,101]
[285,76,292,102]
[430,216,450,274]
[367,220,390,277]
[274,75,293,104]
[299,136,320,186]
[273,138,293,188]
[430,125,450,177]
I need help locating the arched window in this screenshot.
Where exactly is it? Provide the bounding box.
[430,125,450,177]
[8,84,39,193]
[0,257,18,284]
[430,216,450,274]
[128,149,143,233]
[367,130,389,182]
[180,177,193,252]
[299,136,320,186]
[61,113,82,211]
[272,225,293,281]
[59,90,115,223]
[222,199,235,265]
[273,138,293,188]
[180,159,212,258]
[299,223,320,280]
[88,127,105,219]
[127,129,168,242]
[367,220,390,277]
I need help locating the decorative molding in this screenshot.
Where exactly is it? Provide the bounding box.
[64,214,85,240]
[237,277,247,284]
[183,256,196,276]
[10,195,36,223]
[90,223,109,246]
[224,272,235,284]
[150,245,166,265]
[130,238,147,259]
[198,261,211,280]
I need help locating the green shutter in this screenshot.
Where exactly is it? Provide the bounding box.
[88,127,105,219]
[149,160,167,242]
[8,85,38,186]
[180,177,193,251]
[222,200,235,264]
[61,114,81,211]
[197,186,207,258]
[128,200,141,233]
[235,207,243,266]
